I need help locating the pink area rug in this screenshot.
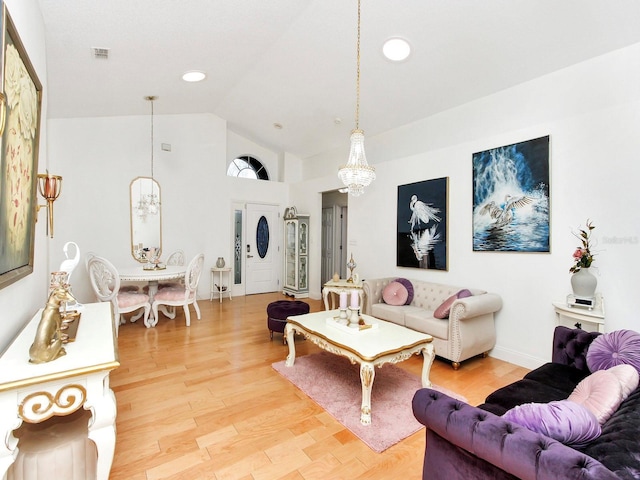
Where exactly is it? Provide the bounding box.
[272,351,466,453]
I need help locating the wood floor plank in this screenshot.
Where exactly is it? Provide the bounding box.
[109,292,529,479]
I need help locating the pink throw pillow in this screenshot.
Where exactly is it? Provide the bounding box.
[567,369,624,425]
[607,364,639,398]
[382,281,409,306]
[433,289,473,319]
[434,294,457,319]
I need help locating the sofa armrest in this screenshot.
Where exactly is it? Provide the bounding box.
[412,388,618,480]
[450,292,502,320]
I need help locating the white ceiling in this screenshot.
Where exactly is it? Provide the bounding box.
[37,0,640,160]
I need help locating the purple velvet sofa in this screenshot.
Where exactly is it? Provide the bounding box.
[412,326,640,480]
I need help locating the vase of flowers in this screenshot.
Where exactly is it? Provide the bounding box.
[569,220,597,297]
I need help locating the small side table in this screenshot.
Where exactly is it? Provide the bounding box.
[552,293,605,333]
[210,267,232,303]
[322,279,364,311]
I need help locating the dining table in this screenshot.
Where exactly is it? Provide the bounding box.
[118,264,186,327]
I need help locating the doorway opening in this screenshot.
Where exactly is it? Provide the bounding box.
[321,190,348,285]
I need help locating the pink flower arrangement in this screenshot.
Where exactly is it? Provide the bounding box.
[569,220,595,273]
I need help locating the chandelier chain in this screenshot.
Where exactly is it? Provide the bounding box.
[150,97,154,180]
[355,0,361,130]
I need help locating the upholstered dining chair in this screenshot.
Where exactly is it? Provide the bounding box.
[86,251,139,293]
[157,249,185,291]
[152,253,204,326]
[87,255,151,335]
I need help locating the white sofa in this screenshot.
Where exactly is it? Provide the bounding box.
[362,277,502,369]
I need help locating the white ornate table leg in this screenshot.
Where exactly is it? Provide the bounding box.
[360,362,375,425]
[85,374,117,480]
[421,342,435,387]
[322,289,330,311]
[0,411,22,479]
[285,323,297,366]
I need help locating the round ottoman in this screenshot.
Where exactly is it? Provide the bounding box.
[267,300,310,343]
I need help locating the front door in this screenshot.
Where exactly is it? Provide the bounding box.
[246,203,280,294]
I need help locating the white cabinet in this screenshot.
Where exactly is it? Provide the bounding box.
[283,209,309,298]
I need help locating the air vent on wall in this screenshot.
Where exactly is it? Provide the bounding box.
[92,47,110,59]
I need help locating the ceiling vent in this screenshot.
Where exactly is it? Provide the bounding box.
[92,47,109,60]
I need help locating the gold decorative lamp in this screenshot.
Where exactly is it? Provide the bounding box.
[37,173,63,238]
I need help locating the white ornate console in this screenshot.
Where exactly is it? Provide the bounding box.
[0,302,119,480]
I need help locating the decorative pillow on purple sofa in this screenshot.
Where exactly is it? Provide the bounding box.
[567,369,624,425]
[608,364,640,397]
[502,400,601,447]
[382,281,409,306]
[586,329,640,375]
[433,289,473,319]
[394,278,414,305]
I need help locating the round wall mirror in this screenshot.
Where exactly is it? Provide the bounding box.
[130,176,162,262]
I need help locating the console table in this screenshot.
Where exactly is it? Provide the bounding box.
[0,302,119,480]
[552,293,605,333]
[322,279,364,311]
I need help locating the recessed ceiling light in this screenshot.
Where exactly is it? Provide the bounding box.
[382,37,411,62]
[182,71,206,82]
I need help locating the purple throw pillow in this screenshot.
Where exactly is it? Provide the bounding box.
[502,400,601,448]
[395,278,414,304]
[586,329,640,375]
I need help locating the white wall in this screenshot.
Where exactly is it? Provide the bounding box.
[295,42,640,369]
[47,113,289,304]
[0,0,50,350]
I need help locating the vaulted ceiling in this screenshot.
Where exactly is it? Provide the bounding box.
[37,0,640,159]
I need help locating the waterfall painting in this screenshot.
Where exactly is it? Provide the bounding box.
[397,177,448,270]
[473,136,550,252]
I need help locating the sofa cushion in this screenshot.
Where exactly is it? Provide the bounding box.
[371,303,423,326]
[502,400,601,448]
[433,289,472,319]
[395,278,414,304]
[524,362,592,392]
[382,281,409,306]
[405,312,449,339]
[580,386,640,479]
[567,369,624,425]
[587,329,640,375]
[481,376,580,416]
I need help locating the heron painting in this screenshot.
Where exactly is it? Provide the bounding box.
[473,136,550,252]
[397,177,448,270]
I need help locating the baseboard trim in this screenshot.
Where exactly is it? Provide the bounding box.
[489,344,546,370]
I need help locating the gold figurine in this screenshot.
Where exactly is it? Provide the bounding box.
[29,286,74,364]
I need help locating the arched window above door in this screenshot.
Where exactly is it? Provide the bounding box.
[227,155,269,180]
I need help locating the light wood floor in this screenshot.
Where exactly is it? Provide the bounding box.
[109,292,529,480]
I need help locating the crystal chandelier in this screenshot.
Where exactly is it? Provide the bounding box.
[338,0,375,197]
[136,96,160,219]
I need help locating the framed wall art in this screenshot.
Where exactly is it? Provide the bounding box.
[397,177,448,270]
[0,4,43,289]
[472,135,549,252]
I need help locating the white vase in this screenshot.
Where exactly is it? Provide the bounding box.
[571,267,597,297]
[216,257,225,268]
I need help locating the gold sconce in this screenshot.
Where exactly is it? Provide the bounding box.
[37,173,63,238]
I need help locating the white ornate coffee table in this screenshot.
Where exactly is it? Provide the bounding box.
[284,310,434,425]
